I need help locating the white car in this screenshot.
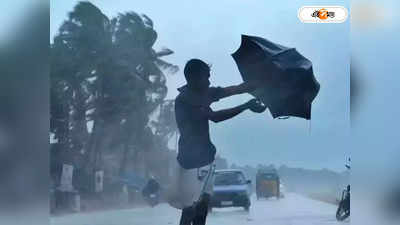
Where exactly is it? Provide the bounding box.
[210,169,252,211]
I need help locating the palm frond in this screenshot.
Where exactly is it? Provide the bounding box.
[155,59,179,74]
[155,48,174,58]
[141,14,154,28]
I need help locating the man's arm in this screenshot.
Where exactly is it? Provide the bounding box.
[207,99,266,123]
[207,104,249,123]
[218,82,257,99]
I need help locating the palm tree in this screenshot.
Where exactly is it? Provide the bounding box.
[110,12,178,176]
[51,2,179,192]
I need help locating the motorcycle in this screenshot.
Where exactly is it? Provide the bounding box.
[142,178,161,207]
[143,191,160,207]
[336,158,350,221]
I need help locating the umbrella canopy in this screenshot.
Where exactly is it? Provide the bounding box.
[232,35,320,120]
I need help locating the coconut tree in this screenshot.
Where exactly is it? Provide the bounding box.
[51,2,179,192]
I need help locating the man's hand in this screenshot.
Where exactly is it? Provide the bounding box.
[207,98,266,123]
[245,98,267,113]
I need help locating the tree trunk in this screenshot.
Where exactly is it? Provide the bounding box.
[84,61,106,174]
[84,116,98,172]
[119,143,130,176]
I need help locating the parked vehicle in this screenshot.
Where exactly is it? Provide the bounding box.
[209,169,252,211]
[256,169,280,200]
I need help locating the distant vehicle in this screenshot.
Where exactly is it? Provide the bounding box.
[142,178,161,207]
[256,169,280,200]
[336,184,350,221]
[209,169,252,212]
[336,159,350,221]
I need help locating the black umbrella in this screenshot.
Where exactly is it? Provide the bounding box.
[232,35,320,120]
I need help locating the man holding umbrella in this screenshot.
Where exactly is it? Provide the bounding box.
[170,58,266,225]
[167,34,319,224]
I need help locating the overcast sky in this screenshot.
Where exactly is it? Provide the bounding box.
[351,0,400,182]
[51,0,351,172]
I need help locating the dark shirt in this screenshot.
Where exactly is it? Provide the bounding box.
[175,85,226,169]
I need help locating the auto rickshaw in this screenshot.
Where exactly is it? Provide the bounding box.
[256,169,280,200]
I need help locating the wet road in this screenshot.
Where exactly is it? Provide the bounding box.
[51,193,346,225]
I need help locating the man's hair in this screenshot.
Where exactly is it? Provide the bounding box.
[183,59,210,83]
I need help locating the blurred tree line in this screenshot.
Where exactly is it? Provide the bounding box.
[50,2,179,194]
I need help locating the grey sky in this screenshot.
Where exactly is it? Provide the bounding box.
[51,0,350,172]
